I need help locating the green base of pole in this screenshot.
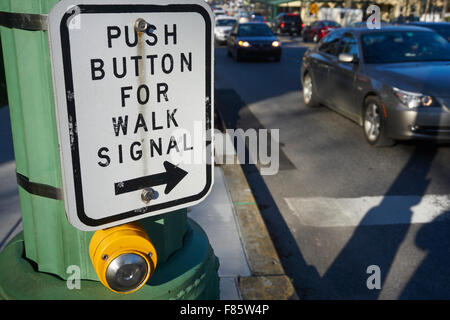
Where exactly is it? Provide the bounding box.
[0,219,220,300]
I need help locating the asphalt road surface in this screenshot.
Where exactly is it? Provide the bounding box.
[214,36,450,299]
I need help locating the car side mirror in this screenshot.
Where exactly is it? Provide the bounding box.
[338,53,357,63]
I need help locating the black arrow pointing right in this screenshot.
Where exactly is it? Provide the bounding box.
[114,161,188,196]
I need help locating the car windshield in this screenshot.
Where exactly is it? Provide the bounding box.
[361,31,450,63]
[216,19,236,27]
[238,24,273,36]
[322,21,340,27]
[428,25,450,41]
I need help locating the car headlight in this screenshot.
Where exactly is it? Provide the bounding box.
[393,87,437,108]
[238,40,250,47]
[272,41,281,47]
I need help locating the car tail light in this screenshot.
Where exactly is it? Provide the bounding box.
[281,22,285,28]
[301,23,304,28]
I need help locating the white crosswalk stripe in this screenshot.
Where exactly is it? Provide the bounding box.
[285,195,450,227]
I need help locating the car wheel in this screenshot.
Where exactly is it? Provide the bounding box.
[313,34,319,43]
[303,35,308,42]
[302,72,318,107]
[363,97,394,147]
[227,47,232,57]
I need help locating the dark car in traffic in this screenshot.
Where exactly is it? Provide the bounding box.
[272,13,303,36]
[302,20,341,42]
[406,22,450,42]
[227,22,282,61]
[301,26,450,146]
[250,12,266,23]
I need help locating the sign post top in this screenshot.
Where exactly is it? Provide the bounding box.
[48,0,214,231]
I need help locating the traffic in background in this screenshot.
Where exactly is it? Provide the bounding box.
[211,0,450,299]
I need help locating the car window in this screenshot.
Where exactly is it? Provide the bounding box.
[337,33,359,57]
[238,24,273,37]
[318,30,343,56]
[362,31,450,63]
[216,19,237,27]
[428,25,450,42]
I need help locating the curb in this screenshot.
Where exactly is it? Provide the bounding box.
[214,96,298,300]
[221,161,298,300]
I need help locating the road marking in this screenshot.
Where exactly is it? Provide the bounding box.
[285,195,450,227]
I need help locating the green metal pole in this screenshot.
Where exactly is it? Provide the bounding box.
[0,0,219,299]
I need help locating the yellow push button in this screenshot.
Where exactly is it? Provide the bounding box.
[89,222,157,294]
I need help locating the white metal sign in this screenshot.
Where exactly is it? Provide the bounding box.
[48,0,214,231]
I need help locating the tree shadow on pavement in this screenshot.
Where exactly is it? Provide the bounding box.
[318,146,436,299]
[215,85,447,299]
[399,209,450,299]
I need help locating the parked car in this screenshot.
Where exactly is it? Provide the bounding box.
[272,13,303,36]
[227,22,282,61]
[406,22,450,42]
[215,16,238,44]
[302,20,341,42]
[301,26,450,145]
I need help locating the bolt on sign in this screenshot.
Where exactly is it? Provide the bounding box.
[48,0,214,231]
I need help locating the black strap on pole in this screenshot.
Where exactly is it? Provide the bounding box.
[0,11,48,31]
[16,172,63,200]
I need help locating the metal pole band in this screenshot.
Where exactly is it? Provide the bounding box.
[0,11,48,31]
[16,172,63,200]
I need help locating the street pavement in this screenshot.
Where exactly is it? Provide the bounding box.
[214,35,450,299]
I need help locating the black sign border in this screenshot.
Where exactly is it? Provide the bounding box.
[59,4,213,227]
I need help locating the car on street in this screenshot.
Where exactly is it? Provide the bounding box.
[406,22,450,42]
[215,16,238,45]
[227,22,282,61]
[301,26,450,145]
[250,12,266,24]
[272,13,303,36]
[213,8,226,17]
[302,20,341,42]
